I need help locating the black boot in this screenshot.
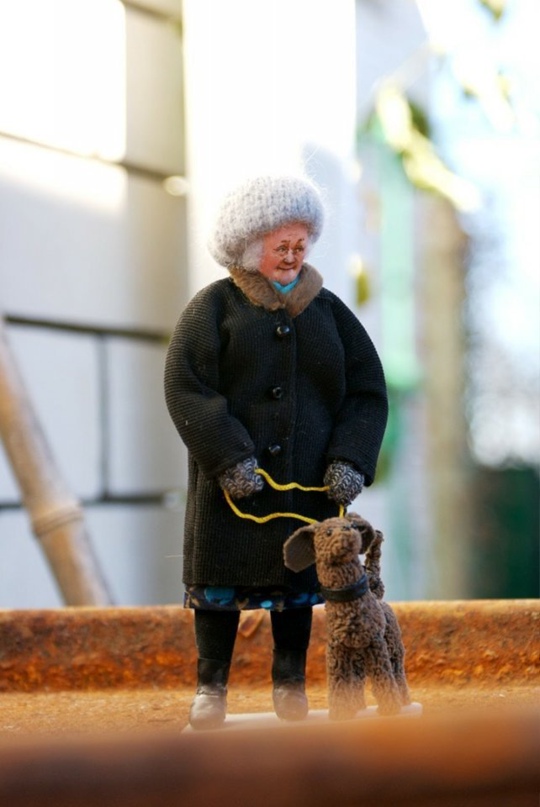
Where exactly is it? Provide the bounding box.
[189,658,230,730]
[272,648,309,721]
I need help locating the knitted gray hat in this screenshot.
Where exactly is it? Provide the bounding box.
[208,175,324,267]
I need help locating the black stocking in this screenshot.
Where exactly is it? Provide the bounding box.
[271,607,312,651]
[193,609,240,662]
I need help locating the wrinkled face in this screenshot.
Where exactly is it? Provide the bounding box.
[259,223,309,285]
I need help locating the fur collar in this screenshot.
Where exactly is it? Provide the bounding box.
[229,263,323,318]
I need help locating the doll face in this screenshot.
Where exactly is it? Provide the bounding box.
[259,223,309,285]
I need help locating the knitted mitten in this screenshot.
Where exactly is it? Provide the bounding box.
[218,457,264,499]
[324,461,364,506]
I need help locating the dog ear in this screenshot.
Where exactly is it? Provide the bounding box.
[365,529,385,597]
[364,529,384,561]
[346,512,377,553]
[345,512,366,530]
[283,524,317,572]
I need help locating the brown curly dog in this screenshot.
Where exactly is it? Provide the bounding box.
[284,513,411,720]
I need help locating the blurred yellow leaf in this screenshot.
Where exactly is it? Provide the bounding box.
[374,83,480,211]
[350,257,371,306]
[478,0,507,21]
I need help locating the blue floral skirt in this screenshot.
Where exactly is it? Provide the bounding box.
[184,584,324,611]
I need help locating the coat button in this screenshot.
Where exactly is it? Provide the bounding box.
[268,444,282,456]
[270,386,283,399]
[276,324,291,338]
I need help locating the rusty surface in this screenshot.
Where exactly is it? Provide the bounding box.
[0,707,538,807]
[0,606,195,691]
[0,600,539,806]
[0,600,538,692]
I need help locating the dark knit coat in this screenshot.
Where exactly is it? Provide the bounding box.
[164,264,388,590]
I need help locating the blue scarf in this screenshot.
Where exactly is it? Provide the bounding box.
[273,277,300,294]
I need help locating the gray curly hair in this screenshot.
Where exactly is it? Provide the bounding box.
[208,175,324,268]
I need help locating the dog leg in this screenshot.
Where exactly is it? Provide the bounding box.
[381,603,411,706]
[349,650,368,714]
[327,642,366,720]
[365,639,403,716]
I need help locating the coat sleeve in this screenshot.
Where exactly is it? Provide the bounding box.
[164,285,255,479]
[325,295,388,486]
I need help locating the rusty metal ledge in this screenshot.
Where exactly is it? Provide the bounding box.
[0,708,538,807]
[0,600,538,692]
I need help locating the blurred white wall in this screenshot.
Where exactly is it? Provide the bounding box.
[0,0,188,607]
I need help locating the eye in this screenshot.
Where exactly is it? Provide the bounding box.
[326,528,333,536]
[275,245,288,255]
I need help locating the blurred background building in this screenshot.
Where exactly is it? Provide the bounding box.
[0,0,538,607]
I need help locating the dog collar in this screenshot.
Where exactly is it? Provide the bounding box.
[320,573,369,602]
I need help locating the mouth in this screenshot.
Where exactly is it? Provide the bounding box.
[277,264,299,274]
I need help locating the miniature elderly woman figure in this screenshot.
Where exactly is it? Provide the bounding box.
[164,175,388,730]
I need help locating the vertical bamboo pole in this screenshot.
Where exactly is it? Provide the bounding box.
[0,319,112,605]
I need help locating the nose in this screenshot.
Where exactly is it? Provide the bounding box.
[282,249,296,264]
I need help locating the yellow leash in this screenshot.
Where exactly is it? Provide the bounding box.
[224,467,344,525]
